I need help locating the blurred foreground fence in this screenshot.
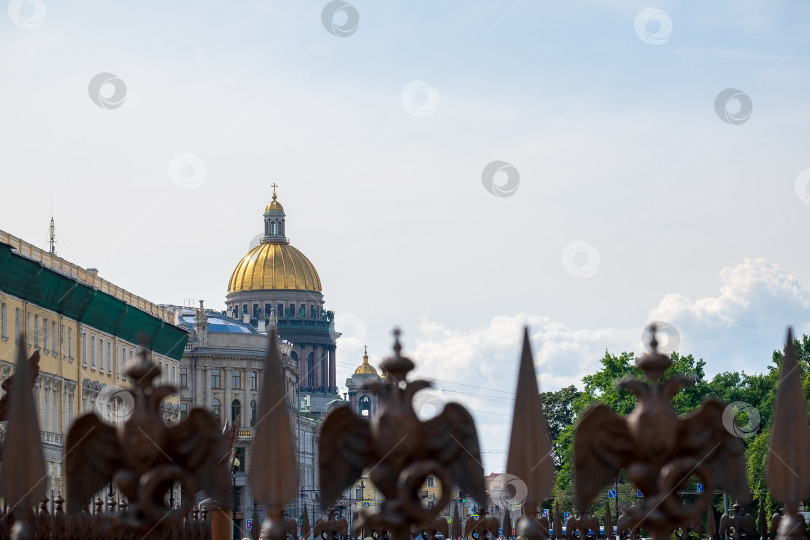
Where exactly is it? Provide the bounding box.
[0,325,808,540]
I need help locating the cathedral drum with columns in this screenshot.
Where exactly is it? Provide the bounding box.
[226,188,340,415]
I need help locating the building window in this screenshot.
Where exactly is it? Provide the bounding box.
[107,342,112,373]
[250,371,257,391]
[27,313,31,345]
[43,318,49,350]
[211,398,221,419]
[427,476,435,487]
[250,400,256,427]
[1,303,6,339]
[277,303,283,317]
[34,315,39,348]
[264,303,272,317]
[179,402,188,421]
[15,308,20,341]
[99,338,104,372]
[289,304,295,318]
[253,304,259,317]
[235,447,246,472]
[232,370,241,390]
[81,332,87,366]
[211,369,221,389]
[358,395,371,417]
[179,368,188,388]
[67,327,73,358]
[91,335,96,369]
[52,321,56,351]
[121,346,126,374]
[231,399,241,424]
[171,364,176,385]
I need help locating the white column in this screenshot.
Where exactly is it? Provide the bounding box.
[52,380,61,434]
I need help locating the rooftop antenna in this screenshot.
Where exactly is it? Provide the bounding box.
[49,195,56,256]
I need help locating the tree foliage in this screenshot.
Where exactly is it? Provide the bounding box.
[538,333,810,525]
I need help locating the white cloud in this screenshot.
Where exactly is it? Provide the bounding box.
[649,258,810,373]
[398,257,810,473]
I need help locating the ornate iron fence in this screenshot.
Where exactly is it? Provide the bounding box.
[0,325,807,540]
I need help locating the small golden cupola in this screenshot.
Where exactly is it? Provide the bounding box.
[354,346,378,375]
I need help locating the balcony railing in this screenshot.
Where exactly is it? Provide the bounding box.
[41,431,62,445]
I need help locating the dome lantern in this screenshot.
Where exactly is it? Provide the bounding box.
[263,183,287,243]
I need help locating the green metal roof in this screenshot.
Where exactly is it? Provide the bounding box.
[0,243,187,360]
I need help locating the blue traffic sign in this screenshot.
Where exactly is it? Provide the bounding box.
[637,490,644,498]
[564,512,571,521]
[608,490,616,499]
[247,519,253,530]
[696,484,704,493]
[363,501,370,508]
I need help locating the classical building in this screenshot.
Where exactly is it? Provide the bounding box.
[174,187,343,527]
[0,229,186,502]
[171,301,320,531]
[225,188,340,416]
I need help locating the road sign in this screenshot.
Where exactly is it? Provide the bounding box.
[499,529,503,536]
[363,501,370,508]
[564,512,571,521]
[696,484,704,493]
[608,490,616,499]
[247,519,253,530]
[637,490,644,498]
[471,515,479,520]
[543,509,549,518]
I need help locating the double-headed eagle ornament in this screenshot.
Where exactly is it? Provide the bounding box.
[65,348,232,535]
[574,324,750,539]
[319,330,485,540]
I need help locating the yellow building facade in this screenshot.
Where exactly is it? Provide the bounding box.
[0,230,188,501]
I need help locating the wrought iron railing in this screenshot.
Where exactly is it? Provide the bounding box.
[0,324,808,540]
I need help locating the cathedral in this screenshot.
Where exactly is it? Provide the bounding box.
[225,187,341,415]
[174,188,345,528]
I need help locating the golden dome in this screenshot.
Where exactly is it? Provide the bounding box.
[228,242,322,293]
[265,200,284,213]
[265,187,284,213]
[354,347,378,375]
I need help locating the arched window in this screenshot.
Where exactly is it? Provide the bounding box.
[211,398,221,419]
[232,399,241,424]
[250,400,257,427]
[307,352,314,388]
[358,395,372,417]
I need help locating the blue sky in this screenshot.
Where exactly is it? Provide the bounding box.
[2,0,810,473]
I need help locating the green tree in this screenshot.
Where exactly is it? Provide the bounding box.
[542,385,581,470]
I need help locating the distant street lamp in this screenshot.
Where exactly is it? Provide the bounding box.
[232,457,241,539]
